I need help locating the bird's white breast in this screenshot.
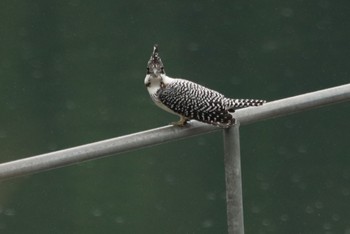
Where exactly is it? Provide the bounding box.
[144,74,180,116]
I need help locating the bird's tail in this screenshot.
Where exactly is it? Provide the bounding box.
[227,98,266,111]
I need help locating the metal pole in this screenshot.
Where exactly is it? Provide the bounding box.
[0,122,217,181]
[236,83,350,125]
[223,123,244,234]
[0,83,349,180]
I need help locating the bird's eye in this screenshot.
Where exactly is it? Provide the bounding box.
[146,67,150,74]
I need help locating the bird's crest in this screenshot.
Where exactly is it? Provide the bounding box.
[147,44,165,76]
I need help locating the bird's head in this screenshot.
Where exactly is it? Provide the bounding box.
[146,44,165,78]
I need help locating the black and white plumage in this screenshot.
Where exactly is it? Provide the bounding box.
[144,44,266,128]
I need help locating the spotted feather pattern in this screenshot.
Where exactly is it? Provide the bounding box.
[156,79,265,127]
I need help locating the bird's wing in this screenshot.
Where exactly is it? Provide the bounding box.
[156,80,234,126]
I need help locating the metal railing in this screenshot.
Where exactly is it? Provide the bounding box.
[0,83,349,234]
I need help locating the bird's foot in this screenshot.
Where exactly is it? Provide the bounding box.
[171,116,189,127]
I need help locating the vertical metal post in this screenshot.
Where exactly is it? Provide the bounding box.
[223,123,244,234]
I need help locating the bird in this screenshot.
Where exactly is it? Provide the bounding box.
[144,44,266,128]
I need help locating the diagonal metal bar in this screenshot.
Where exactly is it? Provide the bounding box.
[236,83,350,125]
[0,83,349,180]
[0,122,218,180]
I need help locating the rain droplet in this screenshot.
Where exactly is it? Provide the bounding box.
[115,216,125,224]
[4,209,15,216]
[91,208,102,217]
[323,222,331,230]
[332,213,340,221]
[305,206,314,214]
[280,7,294,17]
[315,201,324,209]
[280,214,289,222]
[201,219,213,228]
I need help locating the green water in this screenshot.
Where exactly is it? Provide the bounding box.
[0,1,349,233]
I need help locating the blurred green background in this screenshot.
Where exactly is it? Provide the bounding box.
[0,0,349,233]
